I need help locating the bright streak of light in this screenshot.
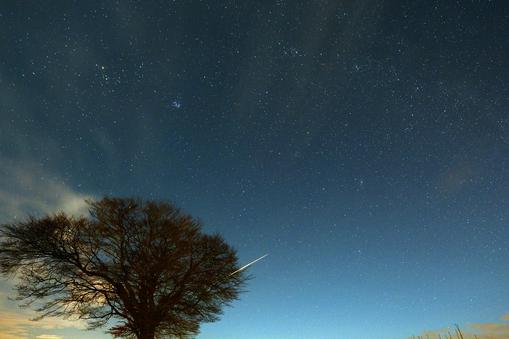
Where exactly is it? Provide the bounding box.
[230,254,268,276]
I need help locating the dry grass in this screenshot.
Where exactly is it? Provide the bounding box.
[410,324,477,339]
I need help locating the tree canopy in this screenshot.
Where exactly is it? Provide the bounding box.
[0,197,247,339]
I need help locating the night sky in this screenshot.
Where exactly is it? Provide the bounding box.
[1,1,509,338]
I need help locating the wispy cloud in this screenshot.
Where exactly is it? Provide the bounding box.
[36,335,63,339]
[0,157,94,339]
[0,323,27,339]
[0,160,94,223]
[0,309,84,339]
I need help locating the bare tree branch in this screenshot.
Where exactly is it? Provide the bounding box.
[0,197,248,339]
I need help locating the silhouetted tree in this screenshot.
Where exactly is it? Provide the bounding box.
[0,197,248,339]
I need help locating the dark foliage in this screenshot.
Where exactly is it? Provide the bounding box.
[0,197,247,339]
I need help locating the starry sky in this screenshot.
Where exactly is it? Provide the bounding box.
[1,1,509,338]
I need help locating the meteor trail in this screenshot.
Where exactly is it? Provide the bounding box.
[230,254,268,276]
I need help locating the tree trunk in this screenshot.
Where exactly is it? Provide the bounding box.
[137,331,155,339]
[137,325,156,339]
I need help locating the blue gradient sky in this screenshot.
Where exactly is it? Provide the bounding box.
[1,1,509,338]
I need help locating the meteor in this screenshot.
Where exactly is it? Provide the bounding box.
[230,254,268,276]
